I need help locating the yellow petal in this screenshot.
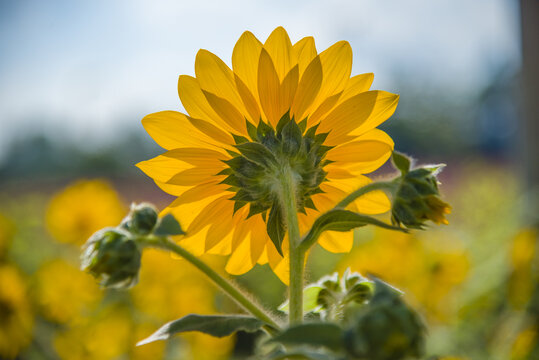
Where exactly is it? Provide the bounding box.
[137,154,192,183]
[308,41,352,115]
[264,27,294,81]
[164,147,228,167]
[293,36,317,76]
[187,116,235,148]
[168,180,228,207]
[232,31,263,99]
[267,237,289,284]
[327,129,394,174]
[318,91,399,146]
[258,48,281,126]
[178,75,241,138]
[202,90,248,135]
[205,202,235,252]
[142,111,220,150]
[291,56,322,121]
[307,92,342,127]
[340,73,374,103]
[279,65,299,115]
[234,74,261,124]
[225,234,253,275]
[188,195,232,236]
[166,167,223,186]
[326,176,391,214]
[318,230,354,253]
[195,49,245,116]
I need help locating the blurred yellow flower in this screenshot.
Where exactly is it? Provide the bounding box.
[511,326,537,360]
[0,213,15,259]
[32,259,102,323]
[138,26,396,282]
[133,249,234,359]
[54,306,132,360]
[46,179,126,245]
[338,228,469,321]
[0,264,34,359]
[508,228,537,309]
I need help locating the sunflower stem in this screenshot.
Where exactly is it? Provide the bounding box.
[335,181,397,209]
[146,236,281,334]
[279,165,304,325]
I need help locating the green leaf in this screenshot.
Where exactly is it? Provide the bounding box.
[153,214,185,236]
[137,314,263,346]
[279,285,324,314]
[392,151,411,174]
[300,210,407,251]
[272,323,344,351]
[267,204,285,256]
[265,349,338,360]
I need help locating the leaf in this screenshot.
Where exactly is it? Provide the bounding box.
[279,285,324,314]
[267,203,285,256]
[153,214,185,236]
[271,323,344,351]
[392,151,411,174]
[265,349,339,360]
[137,314,263,346]
[300,210,407,251]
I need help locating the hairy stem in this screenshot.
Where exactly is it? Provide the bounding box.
[335,181,396,209]
[279,166,304,325]
[148,237,281,334]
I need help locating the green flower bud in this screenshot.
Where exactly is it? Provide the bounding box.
[121,202,158,235]
[391,152,451,229]
[344,279,425,360]
[81,227,141,289]
[316,269,374,323]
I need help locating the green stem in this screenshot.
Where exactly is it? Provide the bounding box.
[335,181,396,209]
[279,166,304,325]
[149,237,281,334]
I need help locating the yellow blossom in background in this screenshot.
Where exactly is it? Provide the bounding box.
[511,326,538,360]
[32,259,102,323]
[507,228,537,309]
[338,228,469,321]
[46,179,126,245]
[0,264,34,359]
[138,26,397,282]
[54,306,132,360]
[132,249,234,360]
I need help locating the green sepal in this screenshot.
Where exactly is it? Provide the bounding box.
[281,118,303,156]
[267,203,285,256]
[275,110,292,135]
[235,142,277,168]
[136,314,264,346]
[246,118,258,141]
[232,134,250,145]
[153,214,185,236]
[297,117,308,133]
[392,151,411,174]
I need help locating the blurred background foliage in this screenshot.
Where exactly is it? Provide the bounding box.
[0,1,537,359]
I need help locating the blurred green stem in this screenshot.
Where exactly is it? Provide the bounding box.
[147,236,281,334]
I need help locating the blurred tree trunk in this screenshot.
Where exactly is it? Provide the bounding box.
[520,0,539,223]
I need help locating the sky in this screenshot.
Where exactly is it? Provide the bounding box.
[0,0,520,157]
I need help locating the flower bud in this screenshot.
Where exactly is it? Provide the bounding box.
[344,279,425,360]
[121,203,158,235]
[392,162,451,229]
[81,228,141,289]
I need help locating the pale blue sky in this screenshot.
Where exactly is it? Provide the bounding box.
[0,0,520,155]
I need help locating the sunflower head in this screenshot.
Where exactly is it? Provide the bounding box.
[81,228,141,289]
[391,152,451,229]
[137,27,398,282]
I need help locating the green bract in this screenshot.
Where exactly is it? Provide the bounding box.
[121,202,159,235]
[221,112,332,254]
[80,227,141,289]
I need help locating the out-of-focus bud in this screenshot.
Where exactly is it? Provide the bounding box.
[391,152,451,229]
[121,203,158,235]
[81,227,141,289]
[316,269,374,323]
[344,279,425,360]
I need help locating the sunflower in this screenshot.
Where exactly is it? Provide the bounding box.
[138,27,398,283]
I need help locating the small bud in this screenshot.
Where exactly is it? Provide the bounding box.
[121,203,158,235]
[316,269,374,323]
[81,227,141,289]
[392,161,451,229]
[344,279,425,360]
